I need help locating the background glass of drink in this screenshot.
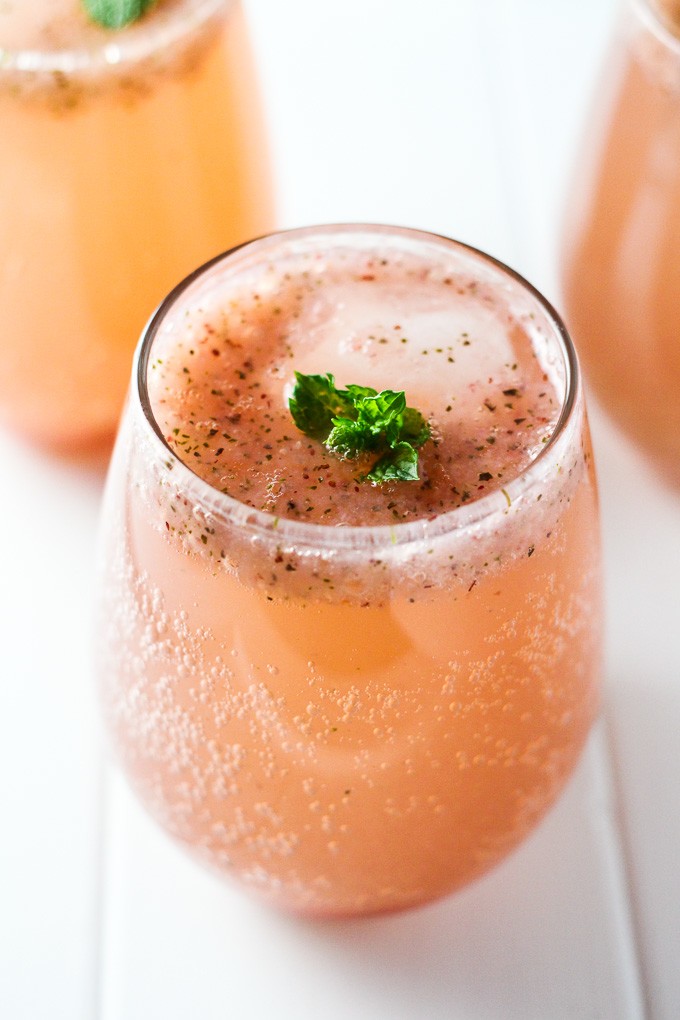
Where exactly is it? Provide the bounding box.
[96,225,603,918]
[561,0,680,485]
[0,0,273,451]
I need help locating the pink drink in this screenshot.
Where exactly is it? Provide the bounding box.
[561,0,680,482]
[148,245,560,523]
[0,0,273,450]
[97,226,602,916]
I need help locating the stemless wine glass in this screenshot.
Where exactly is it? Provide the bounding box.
[561,0,680,485]
[96,225,603,918]
[0,0,273,451]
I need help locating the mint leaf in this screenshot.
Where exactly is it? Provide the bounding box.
[327,390,406,456]
[289,371,430,483]
[326,416,377,458]
[401,406,430,448]
[82,0,155,29]
[355,390,406,445]
[289,373,356,440]
[344,384,378,404]
[357,389,406,425]
[367,442,420,483]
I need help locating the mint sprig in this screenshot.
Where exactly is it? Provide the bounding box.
[82,0,155,29]
[289,372,430,483]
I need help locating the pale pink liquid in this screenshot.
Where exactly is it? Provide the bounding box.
[0,0,273,450]
[562,0,680,483]
[97,227,602,916]
[147,247,560,524]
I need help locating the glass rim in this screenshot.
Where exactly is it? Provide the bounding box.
[135,223,581,550]
[0,0,229,76]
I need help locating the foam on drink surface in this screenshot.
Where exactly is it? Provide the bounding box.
[0,0,223,106]
[148,244,561,528]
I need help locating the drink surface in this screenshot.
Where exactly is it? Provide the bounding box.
[148,241,561,526]
[0,0,273,449]
[562,0,680,483]
[0,0,221,89]
[98,228,602,916]
[0,0,141,50]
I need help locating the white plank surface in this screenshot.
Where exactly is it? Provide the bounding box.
[2,0,680,1017]
[597,416,680,1020]
[98,731,644,1020]
[0,442,105,1020]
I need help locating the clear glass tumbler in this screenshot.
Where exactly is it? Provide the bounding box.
[561,0,680,484]
[96,225,603,917]
[0,0,273,451]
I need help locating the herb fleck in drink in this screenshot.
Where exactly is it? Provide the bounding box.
[0,0,273,450]
[97,226,603,917]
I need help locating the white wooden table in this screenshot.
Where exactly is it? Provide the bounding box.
[2,1,679,1016]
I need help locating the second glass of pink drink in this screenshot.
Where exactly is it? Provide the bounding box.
[0,0,273,451]
[96,225,603,917]
[562,0,680,484]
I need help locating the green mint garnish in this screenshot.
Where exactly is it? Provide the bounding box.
[289,372,430,483]
[287,373,356,440]
[82,0,155,29]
